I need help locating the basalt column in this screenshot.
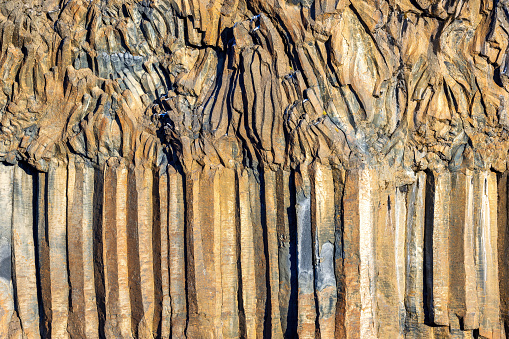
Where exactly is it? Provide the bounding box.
[2,162,509,338]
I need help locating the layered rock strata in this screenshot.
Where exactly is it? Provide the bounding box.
[1,0,509,337]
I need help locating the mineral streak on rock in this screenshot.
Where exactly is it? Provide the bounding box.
[3,0,509,337]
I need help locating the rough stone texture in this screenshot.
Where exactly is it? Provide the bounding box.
[1,0,509,337]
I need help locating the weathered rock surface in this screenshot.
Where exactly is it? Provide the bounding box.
[1,0,509,337]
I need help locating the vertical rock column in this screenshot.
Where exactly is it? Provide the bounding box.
[312,163,337,338]
[186,167,219,338]
[116,161,132,337]
[263,168,283,339]
[35,171,51,338]
[102,158,133,338]
[12,164,40,338]
[238,168,257,338]
[66,159,82,337]
[66,158,99,338]
[158,166,171,338]
[338,168,379,338]
[47,159,69,338]
[404,172,430,337]
[476,171,502,338]
[0,163,13,338]
[295,164,316,338]
[168,166,186,338]
[358,169,376,339]
[448,171,470,333]
[394,183,408,337]
[430,171,451,326]
[82,162,99,337]
[249,169,269,338]
[135,164,156,338]
[220,167,240,338]
[339,169,361,339]
[374,181,400,338]
[463,170,478,331]
[448,170,494,337]
[498,172,509,336]
[212,169,223,338]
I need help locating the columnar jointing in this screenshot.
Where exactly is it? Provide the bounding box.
[12,163,39,338]
[0,162,13,338]
[2,160,509,338]
[47,159,69,338]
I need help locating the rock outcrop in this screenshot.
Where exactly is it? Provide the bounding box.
[1,0,509,337]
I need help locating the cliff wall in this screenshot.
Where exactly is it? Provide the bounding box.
[1,0,509,337]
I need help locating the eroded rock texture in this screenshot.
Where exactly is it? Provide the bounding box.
[1,0,509,337]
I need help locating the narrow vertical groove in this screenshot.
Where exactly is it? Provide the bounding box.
[313,162,337,338]
[221,167,240,338]
[12,164,40,337]
[36,170,52,338]
[295,164,316,338]
[277,169,291,337]
[92,167,105,338]
[340,170,360,339]
[152,168,163,338]
[333,168,346,339]
[168,166,186,338]
[0,163,14,338]
[238,168,257,338]
[358,169,376,339]
[82,163,99,338]
[423,171,434,326]
[116,160,133,338]
[47,159,69,338]
[431,171,450,326]
[285,170,298,338]
[66,158,85,338]
[135,165,156,338]
[159,166,171,339]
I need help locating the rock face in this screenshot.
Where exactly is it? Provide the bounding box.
[1,0,509,337]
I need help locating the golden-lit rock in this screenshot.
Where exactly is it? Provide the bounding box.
[1,0,509,337]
